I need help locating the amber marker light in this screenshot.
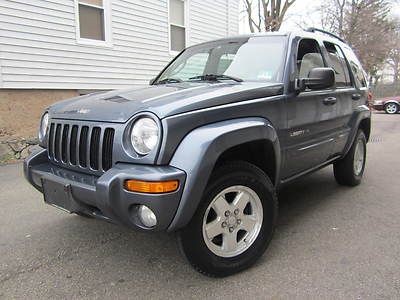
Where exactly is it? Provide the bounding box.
[124,179,179,194]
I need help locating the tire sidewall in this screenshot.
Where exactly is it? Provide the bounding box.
[178,163,277,276]
[351,131,367,182]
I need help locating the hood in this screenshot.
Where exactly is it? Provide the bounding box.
[49,82,284,123]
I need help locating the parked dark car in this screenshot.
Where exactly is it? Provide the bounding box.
[24,29,371,277]
[373,96,400,114]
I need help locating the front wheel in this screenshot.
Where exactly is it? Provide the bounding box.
[334,130,367,186]
[177,161,278,277]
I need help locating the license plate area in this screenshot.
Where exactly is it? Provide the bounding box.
[42,178,78,213]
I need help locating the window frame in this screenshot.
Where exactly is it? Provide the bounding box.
[74,0,113,47]
[168,0,189,55]
[295,38,328,91]
[155,36,289,84]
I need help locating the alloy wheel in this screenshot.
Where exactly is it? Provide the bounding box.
[202,185,263,258]
[353,138,365,176]
[385,103,398,114]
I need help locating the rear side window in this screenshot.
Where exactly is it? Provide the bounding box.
[342,47,368,88]
[323,42,351,87]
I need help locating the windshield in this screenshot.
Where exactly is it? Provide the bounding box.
[155,36,288,84]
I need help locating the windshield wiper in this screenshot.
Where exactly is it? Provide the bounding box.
[155,78,183,85]
[188,74,243,82]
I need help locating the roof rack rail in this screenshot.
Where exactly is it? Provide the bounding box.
[306,27,347,43]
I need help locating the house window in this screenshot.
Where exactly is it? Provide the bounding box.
[76,0,111,45]
[169,0,186,52]
[79,0,105,40]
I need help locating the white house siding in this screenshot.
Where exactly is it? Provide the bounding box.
[0,0,239,90]
[189,0,238,45]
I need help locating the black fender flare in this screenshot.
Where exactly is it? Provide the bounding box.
[342,105,371,156]
[167,117,280,231]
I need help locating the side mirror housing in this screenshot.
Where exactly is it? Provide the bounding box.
[298,67,335,91]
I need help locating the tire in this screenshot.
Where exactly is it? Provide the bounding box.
[334,130,367,186]
[177,161,278,277]
[384,103,399,114]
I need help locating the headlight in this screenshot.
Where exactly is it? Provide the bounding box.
[374,100,383,105]
[38,112,49,142]
[130,117,159,155]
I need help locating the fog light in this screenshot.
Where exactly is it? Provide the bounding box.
[138,205,157,228]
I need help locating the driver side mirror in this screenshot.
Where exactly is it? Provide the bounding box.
[298,67,335,91]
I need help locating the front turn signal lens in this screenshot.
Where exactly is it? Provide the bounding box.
[124,180,179,194]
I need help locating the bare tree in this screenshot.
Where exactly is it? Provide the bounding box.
[243,0,296,32]
[321,0,393,81]
[320,0,346,34]
[386,21,400,82]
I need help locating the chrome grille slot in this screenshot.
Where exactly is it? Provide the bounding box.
[102,128,115,171]
[79,126,89,167]
[90,127,101,170]
[54,124,62,162]
[47,121,115,173]
[61,124,69,163]
[70,125,78,165]
[48,123,55,159]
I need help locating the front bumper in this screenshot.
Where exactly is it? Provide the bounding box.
[24,148,186,231]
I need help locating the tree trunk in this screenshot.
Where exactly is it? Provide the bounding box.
[244,0,296,32]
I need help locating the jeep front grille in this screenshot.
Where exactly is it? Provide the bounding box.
[47,122,115,172]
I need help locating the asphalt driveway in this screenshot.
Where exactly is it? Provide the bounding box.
[1,112,399,299]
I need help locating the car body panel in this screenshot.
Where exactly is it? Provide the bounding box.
[24,148,186,231]
[167,117,280,231]
[49,82,284,122]
[341,105,371,155]
[157,94,286,165]
[24,31,372,232]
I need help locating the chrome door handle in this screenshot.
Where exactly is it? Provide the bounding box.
[323,97,337,105]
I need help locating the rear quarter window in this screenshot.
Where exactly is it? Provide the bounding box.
[342,47,368,88]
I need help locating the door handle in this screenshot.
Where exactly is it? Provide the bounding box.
[352,93,361,100]
[323,97,337,105]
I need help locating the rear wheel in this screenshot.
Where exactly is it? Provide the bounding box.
[178,161,278,277]
[384,103,399,114]
[334,130,367,186]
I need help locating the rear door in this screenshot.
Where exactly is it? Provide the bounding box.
[321,42,353,156]
[323,42,368,156]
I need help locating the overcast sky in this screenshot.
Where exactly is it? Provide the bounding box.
[238,0,400,33]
